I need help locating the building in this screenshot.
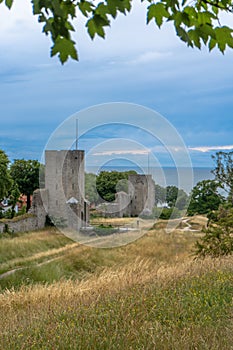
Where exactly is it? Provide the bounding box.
[44,150,89,230]
[97,174,155,218]
[128,174,155,217]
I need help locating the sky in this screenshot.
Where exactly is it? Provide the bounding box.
[0,0,233,169]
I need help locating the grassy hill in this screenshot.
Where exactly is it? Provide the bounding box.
[0,217,233,349]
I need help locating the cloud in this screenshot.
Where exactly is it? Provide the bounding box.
[189,145,233,153]
[93,149,150,156]
[130,51,172,64]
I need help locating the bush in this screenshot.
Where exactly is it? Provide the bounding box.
[194,206,233,258]
[194,225,233,258]
[94,224,118,236]
[159,207,181,220]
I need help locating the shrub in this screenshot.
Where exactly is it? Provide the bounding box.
[94,224,118,236]
[194,206,233,258]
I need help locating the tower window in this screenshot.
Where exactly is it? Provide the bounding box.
[56,200,58,206]
[72,184,75,190]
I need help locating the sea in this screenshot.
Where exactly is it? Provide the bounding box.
[86,166,214,195]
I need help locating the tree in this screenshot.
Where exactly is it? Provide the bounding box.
[96,170,136,202]
[8,183,20,218]
[154,184,166,206]
[85,172,99,204]
[0,150,12,201]
[212,151,233,204]
[175,189,189,210]
[166,185,179,207]
[1,0,233,63]
[10,159,40,211]
[194,206,233,257]
[187,179,223,216]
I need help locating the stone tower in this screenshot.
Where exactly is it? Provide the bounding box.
[128,174,155,217]
[45,150,89,229]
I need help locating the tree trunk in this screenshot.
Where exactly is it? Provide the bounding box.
[26,193,31,212]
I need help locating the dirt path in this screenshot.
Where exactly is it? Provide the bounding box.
[0,243,79,280]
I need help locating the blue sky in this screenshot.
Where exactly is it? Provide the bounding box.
[0,0,233,168]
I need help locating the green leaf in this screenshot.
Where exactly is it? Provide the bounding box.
[78,1,94,17]
[86,14,110,39]
[147,3,170,28]
[176,26,192,45]
[107,0,117,17]
[188,29,201,49]
[51,0,63,17]
[215,26,233,53]
[209,38,217,51]
[51,36,78,64]
[5,0,13,9]
[32,0,41,15]
[65,21,75,32]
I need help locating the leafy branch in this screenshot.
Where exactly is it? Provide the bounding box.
[1,0,233,63]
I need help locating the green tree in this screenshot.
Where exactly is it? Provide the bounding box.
[1,0,233,63]
[166,185,179,207]
[10,159,40,211]
[154,184,166,206]
[212,151,233,204]
[85,172,99,204]
[8,183,20,218]
[194,206,233,257]
[96,170,136,202]
[0,150,12,201]
[165,186,189,209]
[176,189,189,210]
[188,179,223,216]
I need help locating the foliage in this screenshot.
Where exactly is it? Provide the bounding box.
[155,184,189,210]
[7,183,20,218]
[85,173,99,204]
[2,0,233,63]
[159,206,181,219]
[175,189,189,210]
[0,150,12,201]
[166,185,179,207]
[165,186,189,209]
[194,206,233,257]
[154,184,166,205]
[10,159,40,211]
[188,179,224,216]
[96,170,136,202]
[93,223,118,236]
[212,151,233,204]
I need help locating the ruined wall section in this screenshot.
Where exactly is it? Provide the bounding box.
[128,174,155,216]
[0,189,48,233]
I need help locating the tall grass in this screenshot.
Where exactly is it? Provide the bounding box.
[0,223,196,291]
[0,258,233,349]
[0,218,232,349]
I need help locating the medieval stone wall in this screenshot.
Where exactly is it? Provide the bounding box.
[0,189,48,234]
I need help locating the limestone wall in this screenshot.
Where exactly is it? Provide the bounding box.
[45,150,87,229]
[128,174,155,216]
[0,214,38,234]
[0,189,48,234]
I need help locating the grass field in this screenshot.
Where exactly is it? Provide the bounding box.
[0,217,233,349]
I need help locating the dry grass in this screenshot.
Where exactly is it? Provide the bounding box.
[0,217,233,349]
[0,257,233,349]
